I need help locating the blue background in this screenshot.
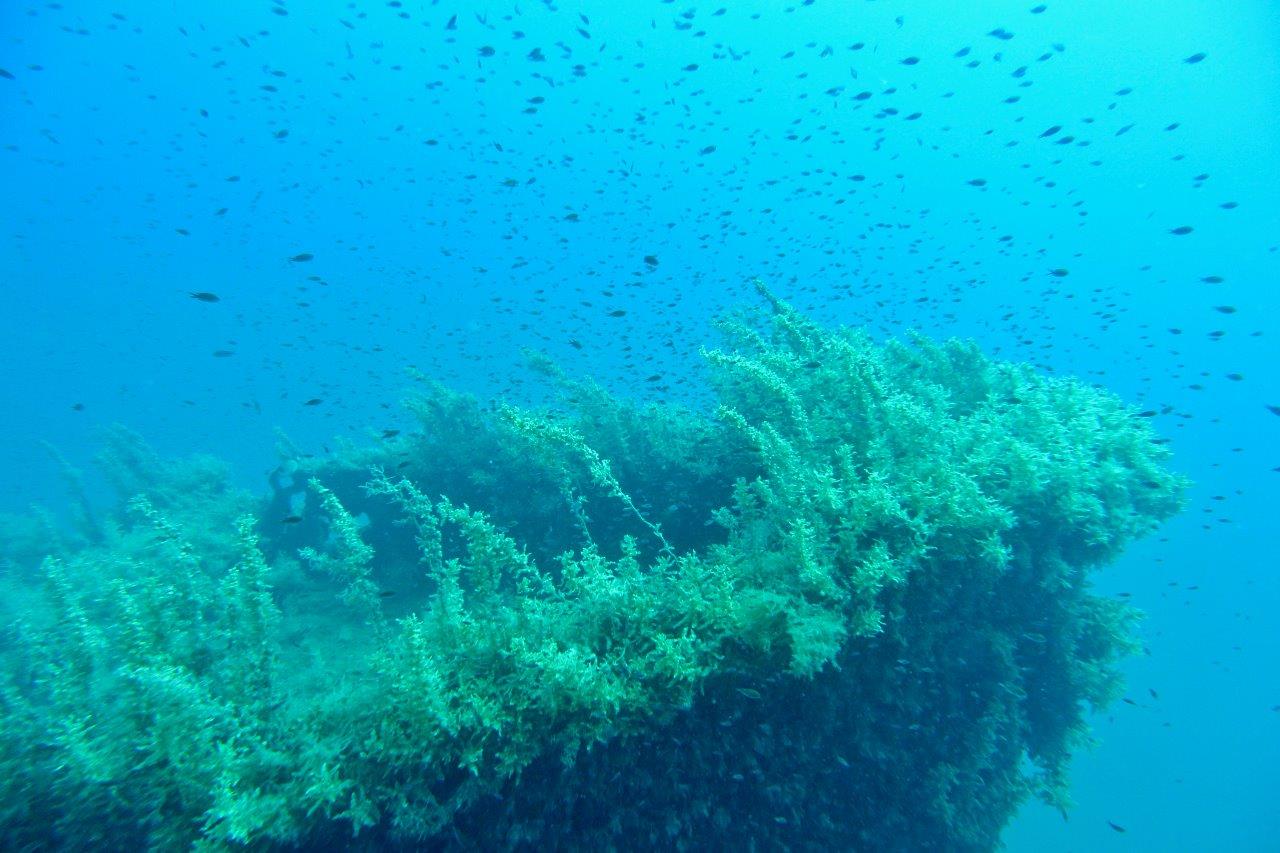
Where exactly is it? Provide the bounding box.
[1,1,1277,848]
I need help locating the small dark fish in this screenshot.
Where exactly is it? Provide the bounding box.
[1201,275,1224,283]
[988,27,1015,40]
[1169,225,1194,235]
[190,291,220,302]
[1039,125,1062,138]
[378,590,397,598]
[1049,268,1069,277]
[1148,688,1159,700]
[1226,373,1244,381]
[699,145,716,155]
[281,515,303,524]
[303,398,323,406]
[212,350,235,358]
[569,339,583,349]
[1030,4,1047,12]
[1265,404,1280,417]
[381,429,400,438]
[735,687,762,700]
[290,252,314,262]
[445,14,457,29]
[608,309,627,317]
[1183,52,1207,64]
[644,254,659,266]
[1213,305,1237,314]
[967,178,987,187]
[0,68,14,80]
[1107,821,1126,833]
[71,402,85,411]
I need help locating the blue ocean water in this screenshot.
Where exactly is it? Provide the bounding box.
[0,0,1276,849]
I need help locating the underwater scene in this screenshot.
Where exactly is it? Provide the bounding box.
[0,1,1276,850]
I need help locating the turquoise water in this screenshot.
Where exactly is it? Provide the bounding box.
[1,1,1276,849]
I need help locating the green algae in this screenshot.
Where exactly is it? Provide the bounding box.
[0,288,1186,849]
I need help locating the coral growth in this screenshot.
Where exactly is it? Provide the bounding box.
[0,287,1185,849]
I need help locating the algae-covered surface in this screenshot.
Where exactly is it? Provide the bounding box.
[0,287,1184,850]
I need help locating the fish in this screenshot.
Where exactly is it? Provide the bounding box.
[290,252,315,262]
[1108,821,1126,833]
[303,398,323,406]
[1169,226,1193,235]
[1183,52,1207,64]
[190,291,220,302]
[281,515,303,524]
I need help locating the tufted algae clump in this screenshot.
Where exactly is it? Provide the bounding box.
[0,285,1185,850]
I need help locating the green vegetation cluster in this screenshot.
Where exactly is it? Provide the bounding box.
[0,286,1185,850]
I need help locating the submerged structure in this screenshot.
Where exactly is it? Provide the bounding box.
[0,288,1184,849]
